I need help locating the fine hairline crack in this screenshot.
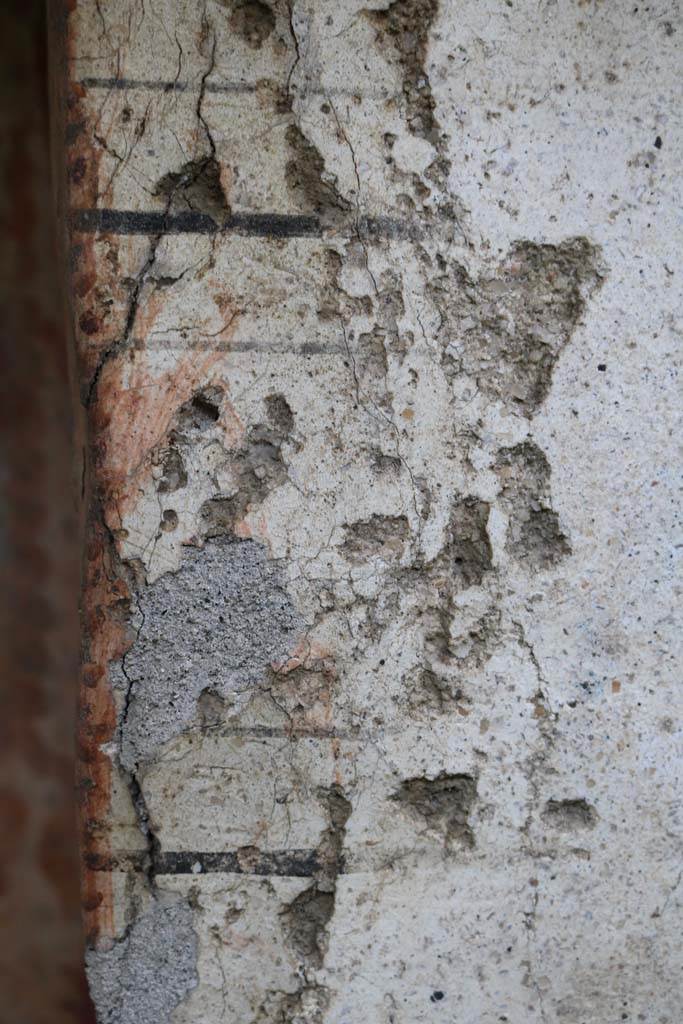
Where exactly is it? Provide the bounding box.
[84,205,169,408]
[84,13,219,410]
[117,580,161,888]
[286,0,302,98]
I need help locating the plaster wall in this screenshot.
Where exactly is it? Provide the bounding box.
[62,2,681,1022]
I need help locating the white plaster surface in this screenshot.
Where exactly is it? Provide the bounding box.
[71,1,681,1021]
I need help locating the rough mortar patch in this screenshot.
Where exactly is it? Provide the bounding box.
[85,897,198,1024]
[119,536,303,769]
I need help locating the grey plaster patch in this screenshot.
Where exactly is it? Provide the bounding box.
[86,896,198,1024]
[119,537,303,770]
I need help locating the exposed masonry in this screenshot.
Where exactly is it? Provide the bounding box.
[495,441,571,568]
[413,605,503,712]
[393,773,478,848]
[285,125,350,225]
[341,514,410,562]
[281,886,334,965]
[154,388,226,496]
[86,897,198,1024]
[254,656,338,739]
[155,156,231,225]
[365,0,442,147]
[200,394,295,537]
[224,0,277,50]
[543,798,598,831]
[438,497,493,588]
[429,238,604,415]
[118,537,303,771]
[272,786,352,1019]
[255,985,329,1024]
[144,384,297,580]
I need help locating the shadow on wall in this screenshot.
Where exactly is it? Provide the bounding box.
[0,1,94,1020]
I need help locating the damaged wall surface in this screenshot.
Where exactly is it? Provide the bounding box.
[57,0,681,1021]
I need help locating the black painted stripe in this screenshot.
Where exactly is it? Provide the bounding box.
[156,849,325,877]
[106,338,347,356]
[70,208,424,241]
[212,724,358,739]
[79,76,258,94]
[71,208,321,238]
[88,848,326,877]
[78,78,395,101]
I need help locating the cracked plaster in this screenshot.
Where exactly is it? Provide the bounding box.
[64,1,682,1022]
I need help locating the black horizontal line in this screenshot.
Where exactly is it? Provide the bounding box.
[92,848,326,877]
[71,208,321,238]
[151,341,346,355]
[100,338,346,356]
[79,76,258,95]
[208,724,359,740]
[156,849,325,876]
[71,208,423,241]
[78,78,395,101]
